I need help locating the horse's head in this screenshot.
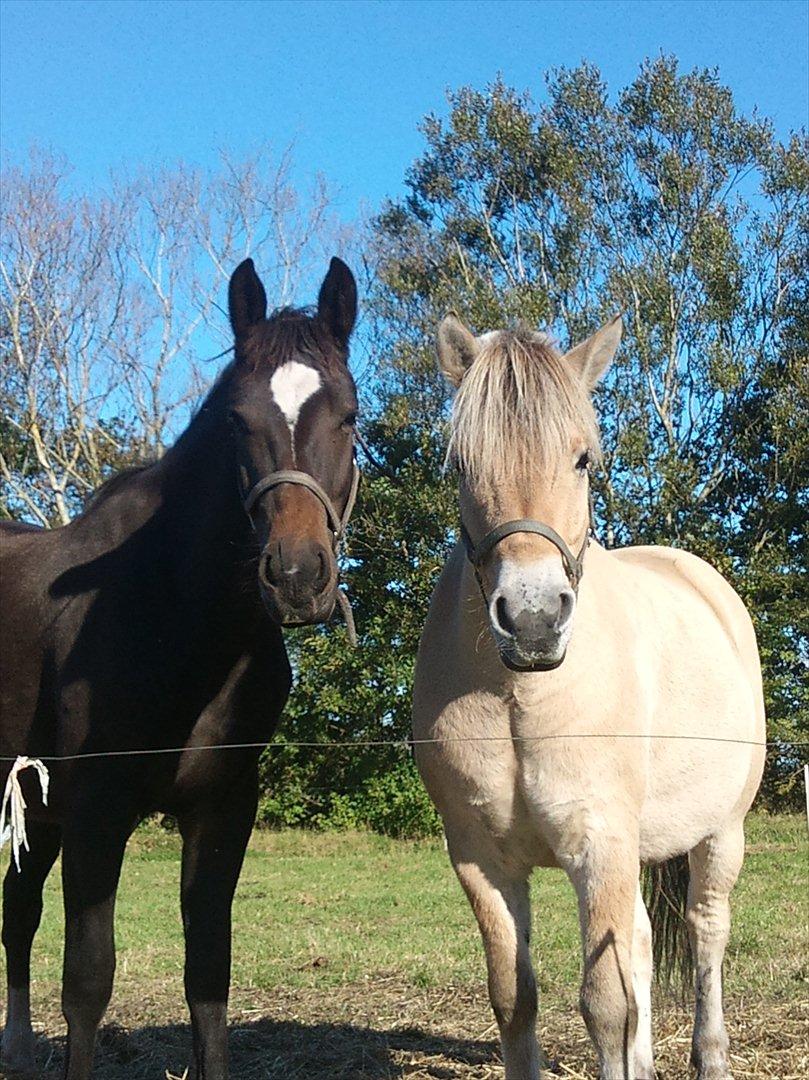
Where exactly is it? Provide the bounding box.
[437,314,622,672]
[226,257,359,627]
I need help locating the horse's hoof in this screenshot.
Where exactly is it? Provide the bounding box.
[0,1048,37,1076]
[692,1050,731,1078]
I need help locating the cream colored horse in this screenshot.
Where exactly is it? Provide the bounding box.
[412,315,765,1080]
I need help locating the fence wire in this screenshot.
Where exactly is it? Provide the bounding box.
[1,732,805,765]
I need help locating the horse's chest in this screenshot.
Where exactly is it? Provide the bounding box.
[133,636,289,811]
[422,731,559,864]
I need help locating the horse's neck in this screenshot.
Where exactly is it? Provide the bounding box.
[157,407,254,598]
[78,402,255,618]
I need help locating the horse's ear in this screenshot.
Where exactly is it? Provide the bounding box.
[437,314,480,387]
[229,259,267,339]
[563,315,622,389]
[317,257,357,351]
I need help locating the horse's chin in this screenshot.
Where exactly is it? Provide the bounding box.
[498,647,567,673]
[259,586,336,630]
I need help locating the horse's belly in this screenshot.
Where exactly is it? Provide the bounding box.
[635,653,764,860]
[638,740,763,861]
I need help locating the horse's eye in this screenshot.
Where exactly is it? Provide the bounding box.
[576,450,590,471]
[342,412,357,429]
[228,411,249,436]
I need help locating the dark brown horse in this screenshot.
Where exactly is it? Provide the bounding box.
[0,257,360,1079]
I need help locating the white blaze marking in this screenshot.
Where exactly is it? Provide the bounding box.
[270,362,322,453]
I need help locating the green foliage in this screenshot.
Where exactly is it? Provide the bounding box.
[261,58,805,825]
[4,60,806,825]
[257,750,441,838]
[316,758,442,838]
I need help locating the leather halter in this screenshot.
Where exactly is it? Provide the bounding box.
[459,499,593,673]
[461,515,589,593]
[242,462,361,643]
[243,463,361,553]
[461,488,594,599]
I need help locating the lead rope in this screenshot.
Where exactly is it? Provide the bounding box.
[333,462,361,646]
[0,756,50,872]
[335,589,358,646]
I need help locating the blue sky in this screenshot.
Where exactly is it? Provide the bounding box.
[2,0,807,225]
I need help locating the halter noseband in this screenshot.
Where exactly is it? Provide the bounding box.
[461,486,595,611]
[460,515,589,593]
[243,463,361,553]
[242,462,361,643]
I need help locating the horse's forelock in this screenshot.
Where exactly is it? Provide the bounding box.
[447,329,600,482]
[242,306,344,376]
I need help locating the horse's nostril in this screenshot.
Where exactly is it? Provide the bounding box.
[258,542,332,601]
[495,596,516,637]
[258,550,272,589]
[316,548,329,590]
[558,588,574,626]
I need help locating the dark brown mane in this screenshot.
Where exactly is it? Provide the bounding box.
[83,462,155,510]
[244,306,341,373]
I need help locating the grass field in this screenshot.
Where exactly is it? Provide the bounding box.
[4,812,807,1078]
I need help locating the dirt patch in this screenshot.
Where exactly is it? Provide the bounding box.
[9,977,808,1079]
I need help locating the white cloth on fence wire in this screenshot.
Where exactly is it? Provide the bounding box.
[0,756,50,872]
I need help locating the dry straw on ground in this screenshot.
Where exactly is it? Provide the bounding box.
[10,977,808,1079]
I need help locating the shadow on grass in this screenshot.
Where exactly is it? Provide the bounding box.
[9,1017,501,1079]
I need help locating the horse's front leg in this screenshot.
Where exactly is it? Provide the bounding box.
[563,831,644,1080]
[2,821,62,1072]
[178,770,258,1080]
[61,805,133,1080]
[446,824,541,1080]
[631,882,656,1078]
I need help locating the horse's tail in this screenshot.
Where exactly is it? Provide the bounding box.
[642,855,693,995]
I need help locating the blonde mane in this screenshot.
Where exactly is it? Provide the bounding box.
[447,328,600,482]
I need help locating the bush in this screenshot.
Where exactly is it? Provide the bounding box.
[256,754,442,838]
[332,756,442,838]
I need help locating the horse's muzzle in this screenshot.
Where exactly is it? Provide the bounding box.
[257,537,337,627]
[488,585,575,673]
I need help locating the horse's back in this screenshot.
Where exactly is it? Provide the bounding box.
[1,518,45,537]
[609,543,763,705]
[0,517,65,618]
